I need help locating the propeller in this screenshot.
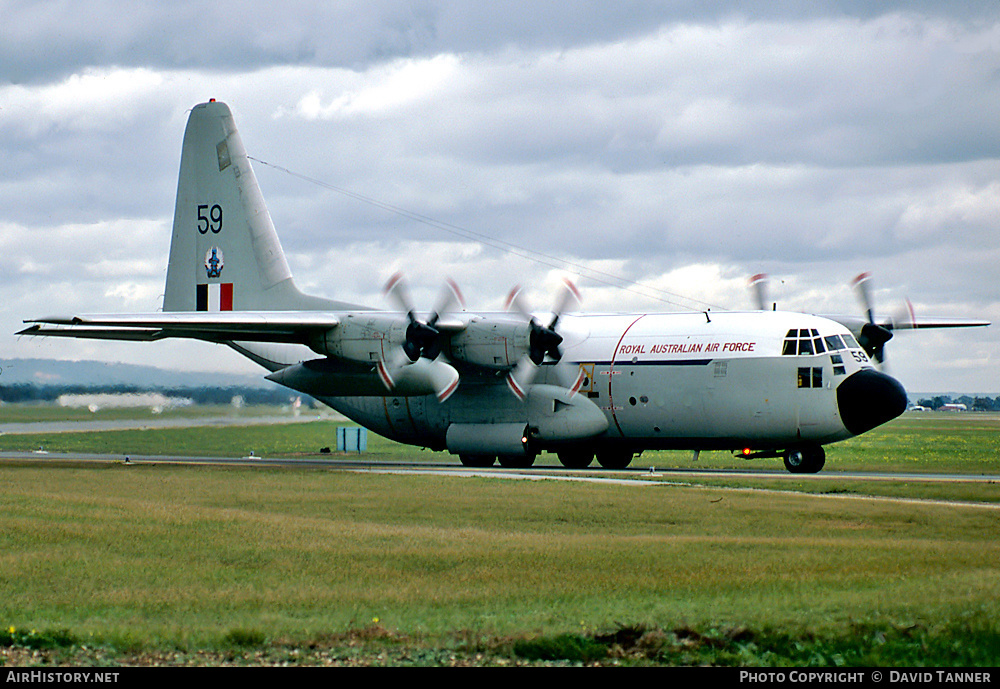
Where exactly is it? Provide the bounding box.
[504,278,585,400]
[850,272,894,365]
[378,272,464,402]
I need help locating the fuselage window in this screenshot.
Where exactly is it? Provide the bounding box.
[797,366,824,389]
[831,354,846,376]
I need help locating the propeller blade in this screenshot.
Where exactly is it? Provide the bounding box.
[507,358,586,402]
[850,272,892,365]
[385,272,467,361]
[889,298,917,331]
[378,356,460,402]
[506,356,538,401]
[429,278,465,326]
[382,272,465,400]
[503,278,583,400]
[554,360,587,395]
[421,358,460,403]
[384,271,415,317]
[749,273,769,311]
[504,285,532,320]
[851,272,876,324]
[548,278,581,328]
[376,347,413,391]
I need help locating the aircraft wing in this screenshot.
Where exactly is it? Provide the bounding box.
[820,312,989,364]
[890,317,992,330]
[822,314,991,332]
[18,312,343,344]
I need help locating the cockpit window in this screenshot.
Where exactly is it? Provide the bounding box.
[823,334,846,351]
[842,332,862,350]
[782,328,828,356]
[784,328,864,357]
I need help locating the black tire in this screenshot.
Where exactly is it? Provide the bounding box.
[498,453,536,468]
[596,448,633,470]
[783,445,826,474]
[557,448,595,469]
[459,454,496,468]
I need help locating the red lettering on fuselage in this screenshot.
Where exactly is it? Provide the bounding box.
[617,341,757,357]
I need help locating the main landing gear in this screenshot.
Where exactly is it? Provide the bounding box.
[460,448,636,470]
[556,446,635,469]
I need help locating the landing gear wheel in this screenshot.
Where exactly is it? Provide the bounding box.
[498,453,536,469]
[783,445,826,474]
[459,454,496,468]
[596,448,633,470]
[557,448,594,469]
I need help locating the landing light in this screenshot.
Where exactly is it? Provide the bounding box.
[742,448,753,456]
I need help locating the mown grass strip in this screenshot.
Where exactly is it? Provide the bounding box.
[1,464,997,648]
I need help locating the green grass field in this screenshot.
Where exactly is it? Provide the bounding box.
[0,408,998,666]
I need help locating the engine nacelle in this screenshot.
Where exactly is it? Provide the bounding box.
[525,385,608,443]
[266,357,453,398]
[308,313,405,365]
[447,316,531,369]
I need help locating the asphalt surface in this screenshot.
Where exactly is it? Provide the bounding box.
[2,449,998,485]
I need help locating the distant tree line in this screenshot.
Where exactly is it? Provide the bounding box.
[915,395,1000,412]
[0,383,313,407]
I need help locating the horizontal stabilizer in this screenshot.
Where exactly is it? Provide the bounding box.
[20,311,341,344]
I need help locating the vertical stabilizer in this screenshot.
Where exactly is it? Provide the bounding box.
[163,100,358,312]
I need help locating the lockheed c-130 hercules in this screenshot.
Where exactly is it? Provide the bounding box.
[19,101,989,473]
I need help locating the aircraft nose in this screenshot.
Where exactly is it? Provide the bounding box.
[837,369,908,436]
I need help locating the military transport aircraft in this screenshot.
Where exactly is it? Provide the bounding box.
[19,101,989,473]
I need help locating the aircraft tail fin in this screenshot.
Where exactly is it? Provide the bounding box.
[163,100,360,313]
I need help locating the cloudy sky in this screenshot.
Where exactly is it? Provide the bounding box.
[3,1,998,393]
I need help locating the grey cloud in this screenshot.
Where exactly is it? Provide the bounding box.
[4,1,996,83]
[3,4,998,389]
